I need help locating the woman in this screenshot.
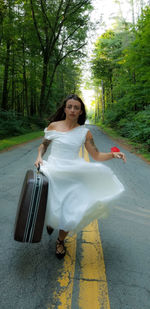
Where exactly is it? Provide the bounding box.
[35,94,126,259]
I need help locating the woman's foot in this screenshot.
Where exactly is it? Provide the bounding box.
[46,226,54,235]
[55,238,66,259]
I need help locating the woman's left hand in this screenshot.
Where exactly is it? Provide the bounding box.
[113,152,126,163]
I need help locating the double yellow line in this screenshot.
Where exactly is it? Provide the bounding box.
[49,147,110,309]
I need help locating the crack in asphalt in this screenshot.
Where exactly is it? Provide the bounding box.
[70,277,106,282]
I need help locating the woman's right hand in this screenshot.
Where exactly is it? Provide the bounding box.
[34,157,43,168]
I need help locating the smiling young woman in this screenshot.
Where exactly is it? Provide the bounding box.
[35,94,126,259]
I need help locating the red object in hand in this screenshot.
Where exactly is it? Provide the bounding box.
[111,146,120,152]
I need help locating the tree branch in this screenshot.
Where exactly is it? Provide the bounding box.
[45,42,86,104]
[40,0,55,39]
[58,42,86,64]
[49,0,71,52]
[30,0,45,53]
[53,0,64,31]
[57,24,82,60]
[65,0,91,18]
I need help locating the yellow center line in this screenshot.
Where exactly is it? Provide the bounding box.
[79,146,110,309]
[78,220,110,309]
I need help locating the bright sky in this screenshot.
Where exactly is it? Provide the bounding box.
[81,0,149,109]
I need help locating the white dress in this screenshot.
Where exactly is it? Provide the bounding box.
[40,125,124,233]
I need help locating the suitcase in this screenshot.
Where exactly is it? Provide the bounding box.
[14,166,48,243]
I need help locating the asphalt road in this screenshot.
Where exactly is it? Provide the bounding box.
[0,124,150,309]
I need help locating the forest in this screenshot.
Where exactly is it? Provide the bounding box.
[0,0,92,138]
[0,0,150,154]
[91,4,150,151]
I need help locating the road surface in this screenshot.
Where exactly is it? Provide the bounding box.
[0,124,150,309]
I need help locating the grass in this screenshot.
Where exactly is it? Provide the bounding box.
[96,121,150,162]
[0,131,44,151]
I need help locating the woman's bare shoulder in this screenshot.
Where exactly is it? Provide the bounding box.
[47,121,64,131]
[47,122,58,131]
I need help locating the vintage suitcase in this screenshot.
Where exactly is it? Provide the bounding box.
[14,166,48,243]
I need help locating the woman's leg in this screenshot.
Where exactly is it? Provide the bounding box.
[55,229,68,259]
[58,229,68,240]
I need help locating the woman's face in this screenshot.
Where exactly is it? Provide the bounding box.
[64,99,82,121]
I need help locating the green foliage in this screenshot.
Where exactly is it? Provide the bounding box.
[0,109,47,138]
[0,0,93,135]
[119,107,150,142]
[103,106,150,150]
[103,104,127,125]
[91,7,150,152]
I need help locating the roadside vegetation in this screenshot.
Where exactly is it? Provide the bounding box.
[97,122,150,162]
[90,5,150,159]
[0,131,44,152]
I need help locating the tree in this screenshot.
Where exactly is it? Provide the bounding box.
[30,0,92,115]
[91,30,124,107]
[90,5,150,150]
[120,6,150,111]
[0,0,93,121]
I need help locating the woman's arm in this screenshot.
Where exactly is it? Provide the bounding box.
[85,131,126,163]
[34,139,51,167]
[34,122,56,167]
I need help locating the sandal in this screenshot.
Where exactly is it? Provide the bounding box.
[46,226,54,235]
[55,238,66,259]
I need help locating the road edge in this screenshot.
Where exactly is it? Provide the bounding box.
[97,125,150,165]
[0,136,43,153]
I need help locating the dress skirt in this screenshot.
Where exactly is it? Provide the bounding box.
[40,126,125,234]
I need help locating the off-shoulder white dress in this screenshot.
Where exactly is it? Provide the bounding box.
[40,125,124,233]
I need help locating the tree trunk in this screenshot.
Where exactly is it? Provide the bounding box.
[110,75,114,104]
[22,40,29,116]
[39,54,49,116]
[45,61,59,106]
[95,88,100,120]
[1,41,10,110]
[97,94,100,119]
[101,80,105,123]
[11,49,15,110]
[30,86,36,116]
